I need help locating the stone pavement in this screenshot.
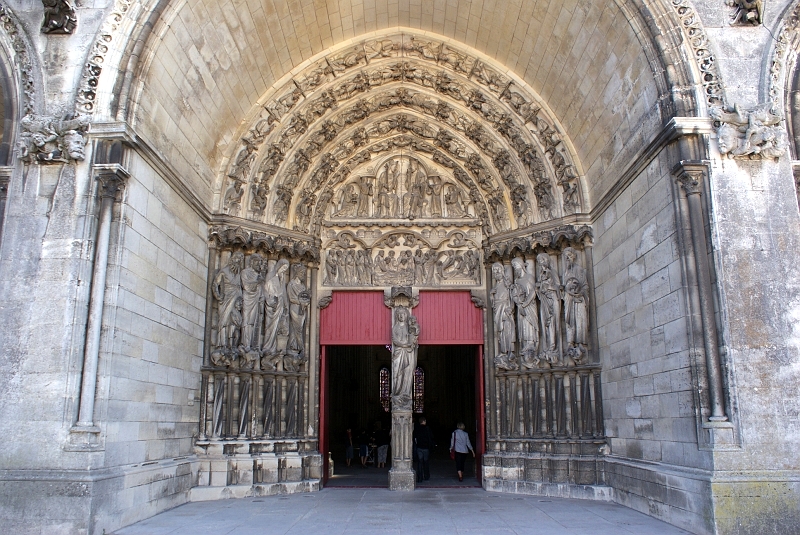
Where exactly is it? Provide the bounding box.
[114,488,693,535]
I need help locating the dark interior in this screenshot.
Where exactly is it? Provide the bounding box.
[326,344,477,465]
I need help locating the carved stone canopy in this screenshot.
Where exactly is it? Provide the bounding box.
[217,31,585,238]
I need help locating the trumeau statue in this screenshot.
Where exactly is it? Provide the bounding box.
[491,262,518,370]
[391,306,419,411]
[563,247,589,364]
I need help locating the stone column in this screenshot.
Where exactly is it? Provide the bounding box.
[70,164,128,447]
[385,286,419,491]
[674,164,728,422]
[0,168,9,246]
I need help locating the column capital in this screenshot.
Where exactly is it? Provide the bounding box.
[672,161,708,196]
[95,163,129,200]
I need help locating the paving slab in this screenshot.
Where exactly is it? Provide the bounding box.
[114,488,693,535]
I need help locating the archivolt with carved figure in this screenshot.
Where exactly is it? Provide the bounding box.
[218,31,585,238]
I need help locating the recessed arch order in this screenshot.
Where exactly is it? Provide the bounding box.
[215,30,589,239]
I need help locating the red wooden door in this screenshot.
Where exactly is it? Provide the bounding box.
[320,291,391,345]
[415,291,483,345]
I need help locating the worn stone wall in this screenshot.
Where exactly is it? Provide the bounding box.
[88,149,208,534]
[704,156,800,534]
[593,144,716,534]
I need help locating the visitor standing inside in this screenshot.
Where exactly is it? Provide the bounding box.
[376,423,390,468]
[344,428,354,467]
[414,417,435,482]
[450,422,475,482]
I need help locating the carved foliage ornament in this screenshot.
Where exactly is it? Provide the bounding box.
[41,0,77,34]
[669,0,724,108]
[76,0,133,115]
[0,4,35,116]
[485,224,593,260]
[711,103,787,160]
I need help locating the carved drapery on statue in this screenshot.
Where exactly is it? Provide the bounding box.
[200,226,318,442]
[385,286,419,490]
[488,227,592,371]
[485,225,604,443]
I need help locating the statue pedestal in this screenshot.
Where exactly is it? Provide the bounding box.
[388,467,416,491]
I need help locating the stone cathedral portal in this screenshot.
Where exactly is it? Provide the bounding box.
[195,31,602,494]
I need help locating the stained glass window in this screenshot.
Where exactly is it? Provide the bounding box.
[413,366,424,413]
[379,367,390,412]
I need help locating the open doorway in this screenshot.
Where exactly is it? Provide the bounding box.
[322,344,483,488]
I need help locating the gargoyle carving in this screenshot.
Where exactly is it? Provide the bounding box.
[42,0,77,34]
[711,103,786,159]
[18,114,89,163]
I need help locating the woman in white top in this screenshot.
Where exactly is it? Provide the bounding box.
[450,422,475,482]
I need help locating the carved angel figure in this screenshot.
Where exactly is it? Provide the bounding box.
[444,184,468,217]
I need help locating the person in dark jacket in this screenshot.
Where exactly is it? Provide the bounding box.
[413,417,435,482]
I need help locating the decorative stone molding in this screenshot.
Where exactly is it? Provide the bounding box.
[208,225,320,262]
[0,3,36,116]
[70,164,129,450]
[18,114,90,163]
[41,0,77,34]
[669,0,725,107]
[769,2,800,118]
[711,103,786,159]
[484,224,593,261]
[75,0,133,115]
